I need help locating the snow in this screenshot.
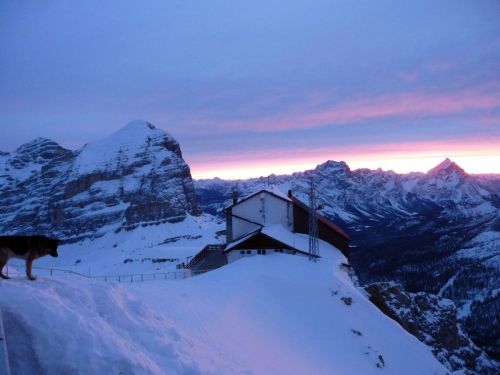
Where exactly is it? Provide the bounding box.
[130,251,446,375]
[0,278,235,374]
[1,243,447,374]
[261,224,343,257]
[25,215,225,277]
[71,120,177,176]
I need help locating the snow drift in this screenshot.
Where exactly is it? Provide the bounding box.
[0,278,237,375]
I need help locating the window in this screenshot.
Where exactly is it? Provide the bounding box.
[258,249,267,255]
[240,250,245,254]
[246,250,251,254]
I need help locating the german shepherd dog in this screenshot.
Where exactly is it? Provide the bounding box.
[0,235,60,280]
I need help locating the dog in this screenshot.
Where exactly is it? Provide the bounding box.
[0,235,60,280]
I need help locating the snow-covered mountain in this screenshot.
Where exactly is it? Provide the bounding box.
[0,120,200,242]
[195,159,500,361]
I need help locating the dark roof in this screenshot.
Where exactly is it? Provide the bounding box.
[290,196,351,241]
[224,229,315,257]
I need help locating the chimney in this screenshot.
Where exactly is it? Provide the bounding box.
[232,188,238,205]
[287,189,292,198]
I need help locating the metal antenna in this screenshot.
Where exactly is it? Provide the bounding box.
[308,173,319,261]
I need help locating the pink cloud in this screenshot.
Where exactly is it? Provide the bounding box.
[215,85,500,133]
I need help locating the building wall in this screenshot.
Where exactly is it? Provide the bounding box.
[292,205,350,258]
[228,192,293,241]
[227,248,307,263]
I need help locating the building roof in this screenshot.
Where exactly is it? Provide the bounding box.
[225,224,344,259]
[290,196,351,241]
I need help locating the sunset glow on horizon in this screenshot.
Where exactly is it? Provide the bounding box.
[188,139,500,179]
[190,152,500,180]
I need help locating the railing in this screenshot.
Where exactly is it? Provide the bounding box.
[3,264,210,283]
[5,265,91,279]
[93,270,190,283]
[181,244,225,269]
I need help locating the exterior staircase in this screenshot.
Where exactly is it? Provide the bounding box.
[180,244,227,275]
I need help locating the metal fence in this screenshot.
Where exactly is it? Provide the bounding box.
[3,265,217,283]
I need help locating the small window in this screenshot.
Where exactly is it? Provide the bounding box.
[240,250,245,254]
[246,250,251,254]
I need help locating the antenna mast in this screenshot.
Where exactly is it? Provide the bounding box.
[308,173,319,261]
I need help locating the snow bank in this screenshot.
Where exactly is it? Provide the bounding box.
[0,277,239,375]
[130,251,447,375]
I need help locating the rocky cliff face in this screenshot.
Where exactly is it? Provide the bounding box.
[365,282,496,374]
[194,160,500,361]
[0,120,200,241]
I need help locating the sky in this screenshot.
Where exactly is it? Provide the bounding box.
[1,0,499,179]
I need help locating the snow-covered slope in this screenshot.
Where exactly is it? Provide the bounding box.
[17,214,225,277]
[1,250,447,375]
[0,277,238,375]
[0,120,200,241]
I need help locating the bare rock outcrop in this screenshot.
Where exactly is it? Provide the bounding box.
[365,282,496,374]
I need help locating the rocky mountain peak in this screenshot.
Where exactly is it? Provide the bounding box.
[315,160,351,175]
[427,158,466,177]
[0,120,200,241]
[7,137,72,171]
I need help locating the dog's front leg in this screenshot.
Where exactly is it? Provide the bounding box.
[26,254,36,281]
[0,250,9,279]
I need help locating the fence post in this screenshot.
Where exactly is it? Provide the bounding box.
[118,276,121,283]
[50,269,53,276]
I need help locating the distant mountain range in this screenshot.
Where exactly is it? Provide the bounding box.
[195,159,500,360]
